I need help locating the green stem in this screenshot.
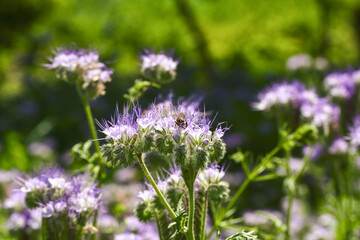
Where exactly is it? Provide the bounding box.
[284,148,292,240]
[137,153,177,219]
[285,193,294,240]
[200,191,209,240]
[75,82,104,173]
[186,183,196,240]
[225,144,282,213]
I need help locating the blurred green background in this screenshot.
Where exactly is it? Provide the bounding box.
[1,0,360,172]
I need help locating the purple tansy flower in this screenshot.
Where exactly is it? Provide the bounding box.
[347,116,360,146]
[329,138,349,155]
[286,53,312,71]
[141,50,178,72]
[324,71,355,99]
[253,81,305,111]
[4,191,26,211]
[7,208,42,231]
[19,177,48,193]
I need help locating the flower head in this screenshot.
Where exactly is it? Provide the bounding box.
[324,71,355,99]
[45,47,113,98]
[140,50,179,82]
[286,53,312,71]
[253,81,305,111]
[347,116,360,146]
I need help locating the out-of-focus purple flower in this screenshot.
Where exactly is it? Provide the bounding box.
[141,51,178,72]
[116,216,159,240]
[68,185,101,215]
[300,98,340,128]
[97,213,119,234]
[4,191,26,211]
[303,144,323,161]
[286,53,312,71]
[44,48,79,71]
[42,201,55,218]
[329,138,348,155]
[353,70,360,84]
[347,116,360,146]
[7,208,42,231]
[253,81,305,111]
[324,72,355,99]
[19,178,48,193]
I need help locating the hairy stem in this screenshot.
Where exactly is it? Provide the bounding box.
[75,81,104,182]
[137,153,177,219]
[187,183,196,240]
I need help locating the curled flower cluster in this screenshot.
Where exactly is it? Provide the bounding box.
[45,48,113,98]
[140,50,179,82]
[254,81,340,130]
[100,97,228,171]
[18,169,101,230]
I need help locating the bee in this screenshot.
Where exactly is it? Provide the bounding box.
[175,113,188,129]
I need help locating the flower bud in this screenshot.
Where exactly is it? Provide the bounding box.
[173,143,188,166]
[155,135,175,154]
[135,202,154,222]
[209,140,226,163]
[191,147,209,170]
[136,132,155,153]
[207,182,230,205]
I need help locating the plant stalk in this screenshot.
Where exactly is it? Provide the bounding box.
[137,153,177,219]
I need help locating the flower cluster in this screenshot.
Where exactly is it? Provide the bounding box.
[254,81,339,130]
[100,97,228,171]
[18,169,101,232]
[324,71,356,99]
[140,50,179,82]
[45,47,113,98]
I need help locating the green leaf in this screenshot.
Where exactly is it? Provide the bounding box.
[225,230,259,240]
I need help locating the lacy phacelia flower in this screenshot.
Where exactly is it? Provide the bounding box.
[18,169,101,226]
[300,98,339,129]
[114,216,159,240]
[45,47,113,98]
[140,50,179,82]
[100,97,228,170]
[253,81,305,111]
[324,72,355,99]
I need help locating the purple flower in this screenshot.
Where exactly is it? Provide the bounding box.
[253,81,305,111]
[329,138,348,155]
[324,71,355,99]
[68,185,101,215]
[19,177,48,193]
[302,144,323,161]
[141,50,178,72]
[4,191,26,210]
[300,98,340,128]
[347,116,360,146]
[98,106,138,141]
[45,47,113,97]
[44,48,79,71]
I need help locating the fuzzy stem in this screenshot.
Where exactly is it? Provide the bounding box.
[186,182,196,240]
[137,153,177,219]
[75,81,104,181]
[200,191,209,240]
